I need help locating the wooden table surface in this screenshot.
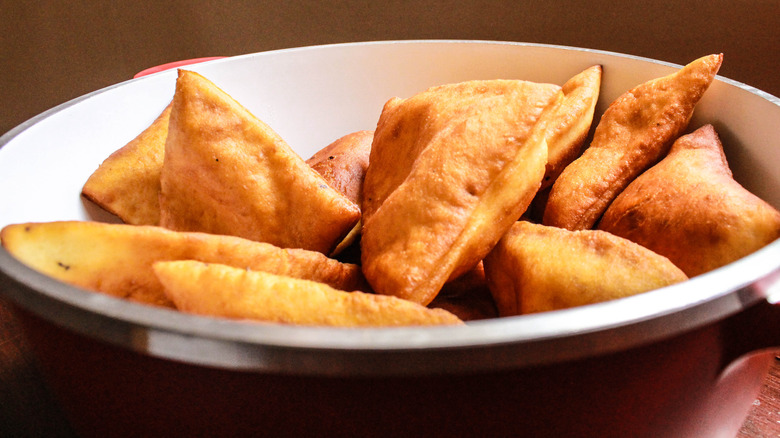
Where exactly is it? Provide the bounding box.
[2,293,780,437]
[738,352,780,437]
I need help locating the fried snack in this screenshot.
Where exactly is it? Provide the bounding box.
[306,130,373,256]
[153,261,463,327]
[306,130,373,205]
[81,103,171,225]
[484,221,688,315]
[0,221,368,307]
[159,70,360,254]
[428,262,498,321]
[599,124,780,277]
[543,54,723,230]
[361,79,560,305]
[537,65,602,189]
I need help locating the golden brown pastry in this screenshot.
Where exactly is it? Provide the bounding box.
[483,221,688,315]
[428,262,498,321]
[306,130,373,206]
[159,70,360,254]
[543,54,723,230]
[0,221,368,307]
[153,261,463,327]
[598,124,780,277]
[306,130,373,256]
[361,79,560,305]
[81,103,171,225]
[536,65,602,189]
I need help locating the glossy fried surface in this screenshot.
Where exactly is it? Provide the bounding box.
[361,79,559,305]
[544,54,723,230]
[159,70,360,254]
[81,103,171,225]
[599,124,780,277]
[306,130,373,206]
[0,221,368,307]
[537,65,602,189]
[154,260,463,326]
[306,130,373,256]
[484,221,687,315]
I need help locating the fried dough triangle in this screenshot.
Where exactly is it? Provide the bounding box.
[153,261,463,327]
[361,79,560,305]
[306,130,373,206]
[306,130,373,256]
[599,124,780,277]
[537,65,602,189]
[159,70,360,254]
[82,103,171,225]
[0,221,368,307]
[544,54,723,230]
[483,221,687,315]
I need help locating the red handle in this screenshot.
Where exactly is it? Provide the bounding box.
[133,57,226,78]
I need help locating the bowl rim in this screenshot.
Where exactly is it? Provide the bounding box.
[1,39,779,375]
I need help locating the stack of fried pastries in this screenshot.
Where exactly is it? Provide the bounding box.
[3,52,780,326]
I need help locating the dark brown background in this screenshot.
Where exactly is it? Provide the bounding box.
[1,1,779,136]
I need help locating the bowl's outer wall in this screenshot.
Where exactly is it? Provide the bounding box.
[15,303,780,438]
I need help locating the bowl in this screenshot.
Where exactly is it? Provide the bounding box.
[1,40,779,438]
